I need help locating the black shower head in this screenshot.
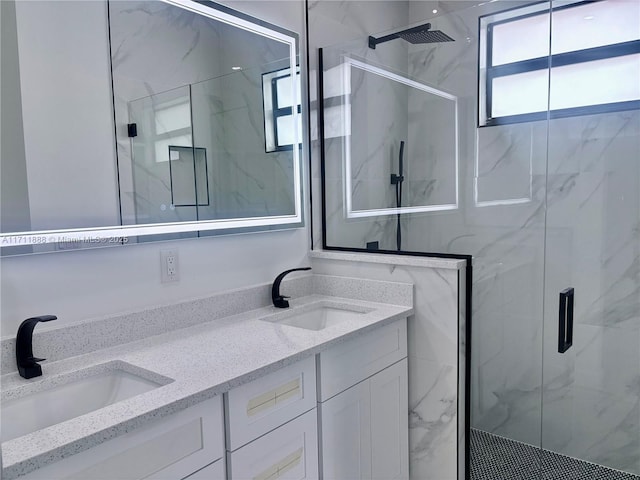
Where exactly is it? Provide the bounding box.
[368,23,455,49]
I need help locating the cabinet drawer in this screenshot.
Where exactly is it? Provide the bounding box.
[225,356,316,450]
[183,457,225,479]
[318,318,407,401]
[227,408,318,480]
[19,396,224,480]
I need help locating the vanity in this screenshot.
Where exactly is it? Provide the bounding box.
[0,274,412,479]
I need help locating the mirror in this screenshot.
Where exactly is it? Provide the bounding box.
[0,0,303,255]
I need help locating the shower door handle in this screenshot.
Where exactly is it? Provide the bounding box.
[558,287,574,353]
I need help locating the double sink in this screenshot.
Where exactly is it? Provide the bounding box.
[1,302,369,445]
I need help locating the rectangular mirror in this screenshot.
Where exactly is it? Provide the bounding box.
[0,0,304,254]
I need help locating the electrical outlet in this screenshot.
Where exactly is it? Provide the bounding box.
[160,249,179,283]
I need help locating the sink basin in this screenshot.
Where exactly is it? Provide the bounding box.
[267,304,371,331]
[1,368,163,442]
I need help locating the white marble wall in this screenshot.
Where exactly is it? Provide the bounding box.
[310,254,465,480]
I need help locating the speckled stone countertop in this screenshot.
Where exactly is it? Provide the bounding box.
[1,276,413,479]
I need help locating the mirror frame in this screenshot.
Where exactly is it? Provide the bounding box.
[1,0,303,248]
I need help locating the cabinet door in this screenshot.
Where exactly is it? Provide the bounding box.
[370,359,408,480]
[320,379,372,480]
[320,359,408,480]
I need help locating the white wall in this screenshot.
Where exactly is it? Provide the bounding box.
[0,0,310,336]
[1,229,308,335]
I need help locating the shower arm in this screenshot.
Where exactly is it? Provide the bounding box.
[368,33,400,49]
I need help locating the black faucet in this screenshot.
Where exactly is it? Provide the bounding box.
[16,315,57,379]
[272,267,311,308]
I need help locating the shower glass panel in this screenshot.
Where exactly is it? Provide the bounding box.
[540,0,640,476]
[127,86,199,230]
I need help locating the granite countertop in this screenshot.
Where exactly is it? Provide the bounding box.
[1,293,412,479]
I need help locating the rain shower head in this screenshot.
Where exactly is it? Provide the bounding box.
[368,23,455,49]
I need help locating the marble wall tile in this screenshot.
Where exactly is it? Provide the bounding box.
[409,358,458,480]
[541,384,640,475]
[406,88,458,208]
[476,123,533,205]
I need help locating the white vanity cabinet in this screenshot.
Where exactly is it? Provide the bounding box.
[19,397,225,480]
[12,318,408,480]
[318,319,409,480]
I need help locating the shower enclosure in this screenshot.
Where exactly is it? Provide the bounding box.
[318,0,639,478]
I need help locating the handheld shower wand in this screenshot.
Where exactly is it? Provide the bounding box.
[390,141,405,251]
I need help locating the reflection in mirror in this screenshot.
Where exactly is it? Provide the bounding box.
[263,67,303,153]
[0,0,303,253]
[322,54,458,219]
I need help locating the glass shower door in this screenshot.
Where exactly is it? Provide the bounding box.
[541,1,640,476]
[542,102,640,479]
